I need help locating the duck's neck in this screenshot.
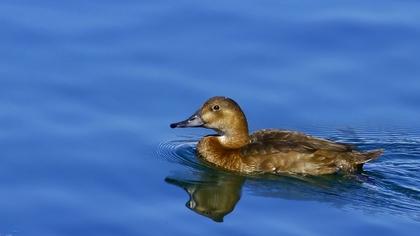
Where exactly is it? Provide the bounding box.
[217,125,250,149]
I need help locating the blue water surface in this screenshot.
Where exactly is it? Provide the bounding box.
[1,0,420,235]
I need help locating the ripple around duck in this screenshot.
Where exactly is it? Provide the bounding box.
[159,131,420,221]
[157,138,212,172]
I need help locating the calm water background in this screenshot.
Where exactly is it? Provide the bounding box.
[1,0,420,235]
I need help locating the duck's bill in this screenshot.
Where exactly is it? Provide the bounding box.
[170,113,204,128]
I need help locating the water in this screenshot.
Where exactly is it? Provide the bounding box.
[1,0,420,235]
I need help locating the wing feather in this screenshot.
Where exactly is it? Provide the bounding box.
[241,129,353,156]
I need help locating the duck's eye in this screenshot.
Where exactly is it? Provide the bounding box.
[212,105,220,111]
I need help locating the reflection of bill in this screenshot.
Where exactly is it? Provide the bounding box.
[165,174,244,222]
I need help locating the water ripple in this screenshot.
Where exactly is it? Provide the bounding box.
[157,137,212,171]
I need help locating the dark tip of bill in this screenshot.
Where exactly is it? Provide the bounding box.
[170,123,177,128]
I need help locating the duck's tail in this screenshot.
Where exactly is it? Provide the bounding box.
[346,149,382,172]
[335,149,383,173]
[355,149,384,164]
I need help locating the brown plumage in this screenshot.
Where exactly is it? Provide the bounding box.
[170,96,383,175]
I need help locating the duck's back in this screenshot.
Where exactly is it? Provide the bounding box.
[240,129,382,175]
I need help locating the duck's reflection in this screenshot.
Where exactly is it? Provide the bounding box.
[166,167,420,223]
[165,172,244,222]
[165,169,373,222]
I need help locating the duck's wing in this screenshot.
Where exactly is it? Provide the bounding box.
[241,129,353,156]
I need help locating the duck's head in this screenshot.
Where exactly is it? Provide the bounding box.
[170,96,249,148]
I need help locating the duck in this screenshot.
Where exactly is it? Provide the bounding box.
[170,96,383,175]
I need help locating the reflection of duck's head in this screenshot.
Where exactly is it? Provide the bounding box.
[165,175,244,222]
